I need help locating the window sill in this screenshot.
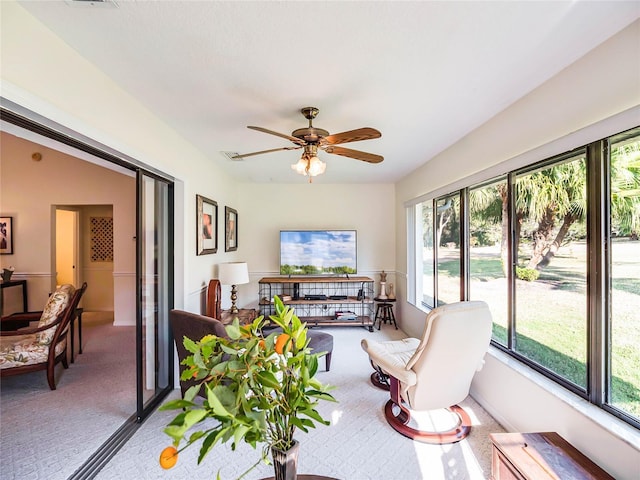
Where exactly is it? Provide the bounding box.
[488,346,640,451]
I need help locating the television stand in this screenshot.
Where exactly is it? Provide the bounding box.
[258,276,375,331]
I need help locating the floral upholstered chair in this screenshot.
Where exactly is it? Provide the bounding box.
[0,283,86,390]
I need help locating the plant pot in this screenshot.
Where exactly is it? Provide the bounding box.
[271,439,299,480]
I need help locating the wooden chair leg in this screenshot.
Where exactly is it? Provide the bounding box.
[46,363,57,390]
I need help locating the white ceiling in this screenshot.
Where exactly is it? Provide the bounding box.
[17,1,640,184]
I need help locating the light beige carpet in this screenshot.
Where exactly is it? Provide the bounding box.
[0,312,136,480]
[95,324,504,480]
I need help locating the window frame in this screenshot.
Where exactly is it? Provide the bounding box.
[408,127,640,430]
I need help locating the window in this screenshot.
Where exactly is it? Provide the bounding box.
[409,126,640,428]
[514,154,588,389]
[416,200,435,308]
[469,180,508,346]
[436,193,461,305]
[609,128,640,421]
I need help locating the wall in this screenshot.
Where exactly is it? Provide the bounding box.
[235,183,396,310]
[394,20,640,479]
[0,132,134,319]
[0,2,240,318]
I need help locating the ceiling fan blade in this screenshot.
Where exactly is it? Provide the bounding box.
[323,145,383,164]
[248,126,306,145]
[322,127,381,145]
[232,146,301,159]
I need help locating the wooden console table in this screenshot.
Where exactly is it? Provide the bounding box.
[0,279,28,317]
[490,432,614,479]
[220,308,258,325]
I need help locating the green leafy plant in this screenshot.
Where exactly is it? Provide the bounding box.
[159,296,336,478]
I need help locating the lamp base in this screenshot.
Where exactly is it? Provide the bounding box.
[230,284,239,314]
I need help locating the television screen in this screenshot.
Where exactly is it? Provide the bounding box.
[280,230,357,275]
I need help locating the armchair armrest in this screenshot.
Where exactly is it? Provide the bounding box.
[1,311,42,322]
[0,317,61,336]
[361,338,417,386]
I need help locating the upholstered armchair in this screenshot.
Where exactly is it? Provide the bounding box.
[169,309,228,397]
[361,300,492,444]
[0,283,87,390]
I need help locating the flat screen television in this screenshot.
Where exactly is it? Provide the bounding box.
[280,230,357,275]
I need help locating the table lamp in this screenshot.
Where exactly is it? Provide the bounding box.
[218,262,249,314]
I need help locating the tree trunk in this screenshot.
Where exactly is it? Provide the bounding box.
[526,206,556,270]
[538,213,577,268]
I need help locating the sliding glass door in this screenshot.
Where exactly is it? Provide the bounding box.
[136,171,174,420]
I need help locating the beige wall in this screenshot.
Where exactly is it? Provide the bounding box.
[394,20,640,479]
[0,132,134,319]
[235,183,396,310]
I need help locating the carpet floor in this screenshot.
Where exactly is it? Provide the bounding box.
[0,312,136,480]
[95,324,505,480]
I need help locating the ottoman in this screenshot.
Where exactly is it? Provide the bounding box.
[264,327,334,371]
[307,330,334,371]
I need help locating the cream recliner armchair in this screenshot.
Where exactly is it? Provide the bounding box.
[361,300,492,444]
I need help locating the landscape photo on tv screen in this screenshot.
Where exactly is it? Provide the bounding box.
[280,230,357,275]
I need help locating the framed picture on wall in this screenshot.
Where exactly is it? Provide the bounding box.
[197,195,218,255]
[0,217,13,255]
[225,206,238,252]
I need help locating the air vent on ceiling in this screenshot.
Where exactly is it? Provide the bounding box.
[65,0,118,8]
[220,151,242,161]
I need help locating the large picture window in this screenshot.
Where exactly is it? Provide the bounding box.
[514,154,588,389]
[469,180,508,346]
[609,128,640,421]
[409,126,640,428]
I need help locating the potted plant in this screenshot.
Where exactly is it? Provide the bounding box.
[159,296,336,479]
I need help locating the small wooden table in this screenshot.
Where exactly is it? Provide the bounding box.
[490,432,614,479]
[0,279,28,317]
[220,308,258,325]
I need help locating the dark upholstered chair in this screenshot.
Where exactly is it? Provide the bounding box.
[0,282,87,390]
[361,301,492,444]
[169,309,228,397]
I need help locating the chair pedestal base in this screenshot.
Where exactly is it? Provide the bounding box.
[370,371,390,391]
[384,400,472,444]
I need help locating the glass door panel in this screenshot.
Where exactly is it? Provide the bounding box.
[137,172,173,420]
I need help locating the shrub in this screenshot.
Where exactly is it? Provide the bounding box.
[516,266,540,281]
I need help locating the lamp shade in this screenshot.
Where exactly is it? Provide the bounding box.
[218,262,249,286]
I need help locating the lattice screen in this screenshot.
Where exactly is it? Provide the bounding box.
[90,217,113,262]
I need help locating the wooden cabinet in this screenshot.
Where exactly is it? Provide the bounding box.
[259,276,375,331]
[490,432,614,480]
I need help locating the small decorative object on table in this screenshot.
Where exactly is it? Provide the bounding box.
[1,266,14,282]
[378,271,387,299]
[159,296,336,480]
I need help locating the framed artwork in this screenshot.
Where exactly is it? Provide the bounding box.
[225,206,238,252]
[196,195,218,255]
[0,217,13,255]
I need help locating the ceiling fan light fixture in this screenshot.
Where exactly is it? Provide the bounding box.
[307,156,326,176]
[291,157,308,175]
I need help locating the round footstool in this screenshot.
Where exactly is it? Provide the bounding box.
[306,330,334,371]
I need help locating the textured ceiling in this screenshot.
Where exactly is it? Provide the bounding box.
[16,1,640,183]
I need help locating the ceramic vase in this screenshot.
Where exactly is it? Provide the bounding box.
[1,269,13,283]
[271,439,300,480]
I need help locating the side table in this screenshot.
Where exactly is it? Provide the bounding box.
[220,308,258,325]
[490,432,614,479]
[374,297,397,330]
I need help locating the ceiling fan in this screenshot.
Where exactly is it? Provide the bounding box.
[233,107,383,181]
